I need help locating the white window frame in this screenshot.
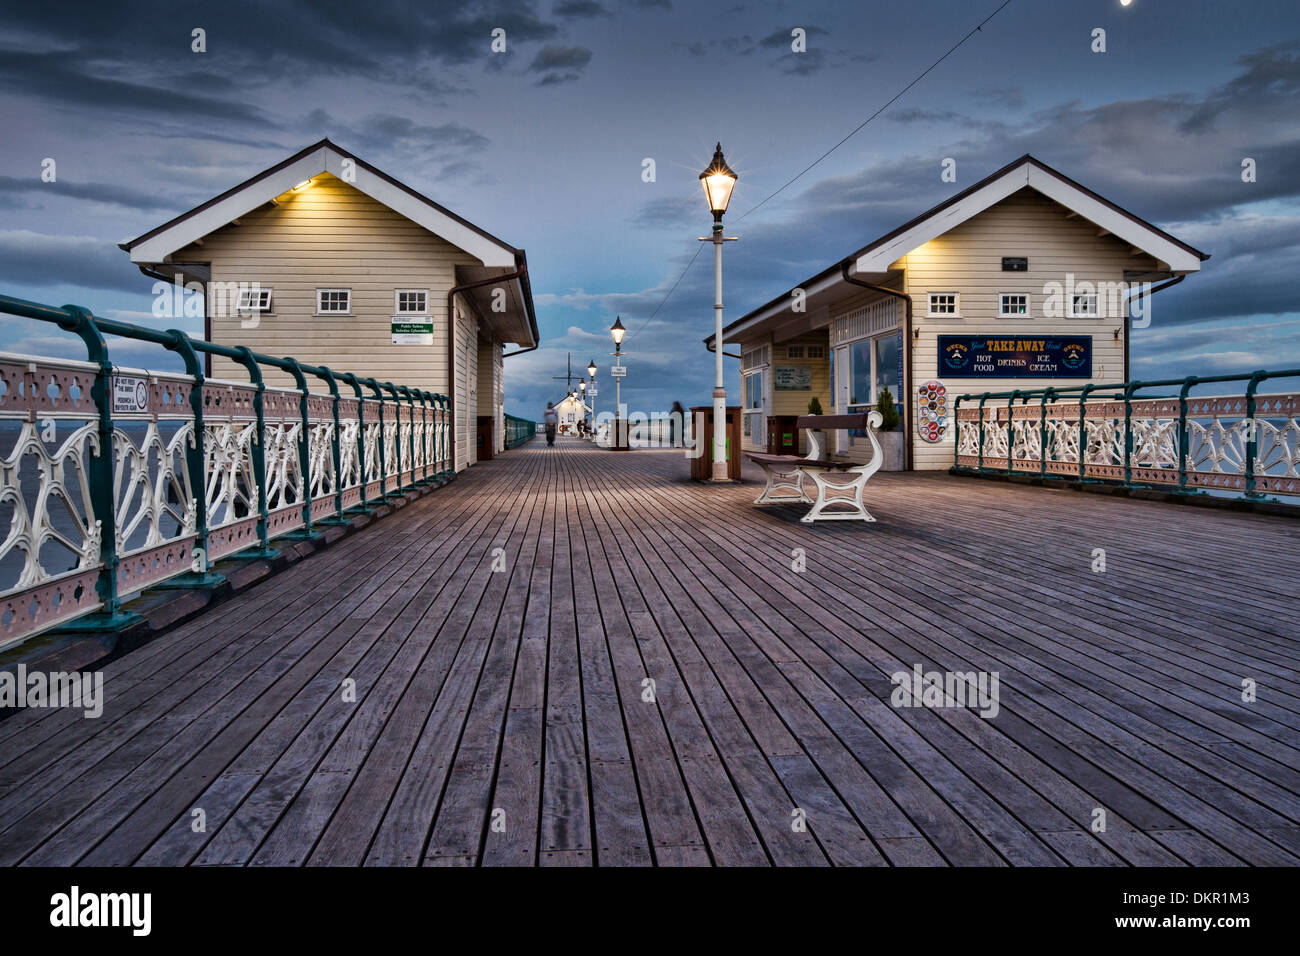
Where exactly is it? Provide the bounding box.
[316,288,352,315]
[998,292,1030,318]
[806,344,825,359]
[785,344,804,359]
[236,287,272,313]
[394,289,429,315]
[1068,292,1099,318]
[927,292,960,318]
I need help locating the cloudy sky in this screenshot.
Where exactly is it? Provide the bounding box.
[1,0,1298,416]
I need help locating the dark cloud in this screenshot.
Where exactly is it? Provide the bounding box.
[0,231,148,292]
[299,111,492,182]
[528,44,594,71]
[554,0,609,18]
[970,86,1026,110]
[0,49,272,125]
[672,36,756,57]
[0,176,180,212]
[628,194,699,228]
[528,44,593,85]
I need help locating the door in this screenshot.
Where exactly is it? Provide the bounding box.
[833,345,850,451]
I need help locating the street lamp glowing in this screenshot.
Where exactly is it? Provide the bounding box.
[699,142,738,219]
[587,359,597,378]
[700,142,738,481]
[610,316,626,348]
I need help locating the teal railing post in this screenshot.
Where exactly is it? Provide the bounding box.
[1122,380,1143,487]
[55,305,141,629]
[230,345,278,559]
[1039,387,1055,478]
[156,332,223,588]
[383,382,406,492]
[366,379,400,501]
[952,396,963,470]
[438,394,450,478]
[1177,375,1198,493]
[1244,370,1269,498]
[396,384,418,489]
[1077,383,1097,482]
[426,391,440,479]
[414,390,431,483]
[315,366,348,525]
[977,393,989,472]
[1006,390,1021,475]
[340,372,371,513]
[281,357,320,539]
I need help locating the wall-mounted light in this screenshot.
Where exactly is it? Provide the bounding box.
[292,179,314,191]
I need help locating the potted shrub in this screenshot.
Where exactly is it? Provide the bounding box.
[874,386,905,471]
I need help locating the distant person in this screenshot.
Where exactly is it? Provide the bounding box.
[544,402,558,446]
[670,401,685,447]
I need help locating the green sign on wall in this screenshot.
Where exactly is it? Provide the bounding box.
[391,315,433,345]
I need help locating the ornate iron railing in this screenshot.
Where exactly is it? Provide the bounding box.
[0,294,452,647]
[952,369,1300,500]
[503,413,537,449]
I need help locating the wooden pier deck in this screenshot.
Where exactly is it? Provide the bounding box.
[1,437,1298,866]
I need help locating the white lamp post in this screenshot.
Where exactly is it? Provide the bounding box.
[610,317,627,450]
[699,142,738,481]
[579,378,587,433]
[587,358,598,438]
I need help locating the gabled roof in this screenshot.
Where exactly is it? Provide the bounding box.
[121,138,520,268]
[708,154,1210,346]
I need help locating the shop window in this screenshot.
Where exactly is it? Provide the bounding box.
[395,289,428,314]
[1069,293,1098,317]
[928,292,959,317]
[317,289,351,314]
[999,293,1029,317]
[237,288,272,313]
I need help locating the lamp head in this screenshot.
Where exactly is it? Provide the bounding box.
[610,316,626,347]
[699,142,738,219]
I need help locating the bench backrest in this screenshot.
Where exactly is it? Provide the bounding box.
[795,413,871,431]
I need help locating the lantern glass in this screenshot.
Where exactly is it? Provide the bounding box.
[699,142,738,215]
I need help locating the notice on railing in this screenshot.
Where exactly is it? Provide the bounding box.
[112,374,149,413]
[391,315,433,346]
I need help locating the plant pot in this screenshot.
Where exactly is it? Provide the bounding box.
[877,431,905,471]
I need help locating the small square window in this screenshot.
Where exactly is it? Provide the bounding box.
[317,289,351,314]
[928,292,959,317]
[237,288,272,312]
[1069,293,1098,318]
[395,290,428,315]
[999,293,1029,317]
[785,345,804,359]
[806,344,825,359]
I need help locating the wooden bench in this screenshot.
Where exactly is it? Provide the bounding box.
[745,412,885,522]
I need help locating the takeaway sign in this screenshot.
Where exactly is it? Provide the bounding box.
[938,335,1092,379]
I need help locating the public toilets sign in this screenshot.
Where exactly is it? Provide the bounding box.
[391,315,433,345]
[938,335,1092,379]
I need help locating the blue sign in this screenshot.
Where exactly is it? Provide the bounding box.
[938,334,1092,378]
